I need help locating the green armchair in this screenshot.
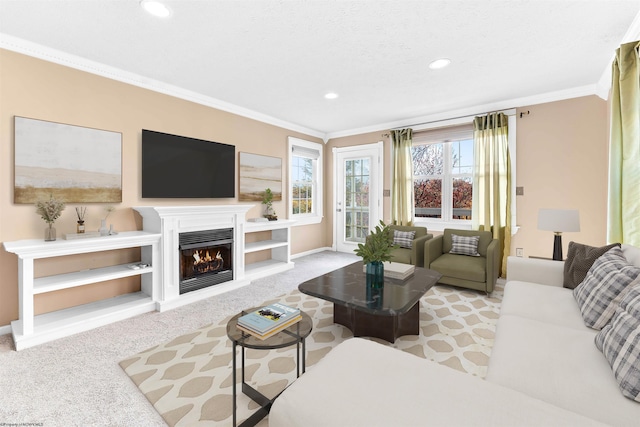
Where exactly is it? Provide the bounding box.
[424,229,500,293]
[388,225,433,268]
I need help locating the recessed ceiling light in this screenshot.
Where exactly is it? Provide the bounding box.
[324,92,339,99]
[429,58,451,70]
[141,0,172,18]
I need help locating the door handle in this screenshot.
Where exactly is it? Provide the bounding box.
[336,209,342,212]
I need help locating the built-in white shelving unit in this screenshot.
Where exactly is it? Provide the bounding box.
[3,231,161,350]
[4,207,297,350]
[244,219,295,280]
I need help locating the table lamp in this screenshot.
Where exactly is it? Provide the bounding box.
[537,209,580,261]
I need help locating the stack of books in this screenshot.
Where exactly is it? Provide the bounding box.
[362,262,415,280]
[237,303,301,340]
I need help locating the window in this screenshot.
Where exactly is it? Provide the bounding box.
[412,124,474,228]
[288,137,323,225]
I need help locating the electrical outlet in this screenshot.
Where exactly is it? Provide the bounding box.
[516,248,524,257]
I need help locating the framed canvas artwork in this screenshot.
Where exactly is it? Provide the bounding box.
[14,116,122,204]
[238,152,282,201]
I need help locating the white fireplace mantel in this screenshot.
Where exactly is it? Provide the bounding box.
[134,205,254,311]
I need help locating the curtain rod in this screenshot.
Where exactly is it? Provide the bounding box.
[388,108,517,132]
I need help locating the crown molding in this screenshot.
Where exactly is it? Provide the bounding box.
[0,33,610,143]
[595,9,640,100]
[0,33,326,140]
[325,84,597,140]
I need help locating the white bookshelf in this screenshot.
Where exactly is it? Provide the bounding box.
[3,231,161,350]
[244,220,295,280]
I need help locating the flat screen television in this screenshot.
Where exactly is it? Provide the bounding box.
[142,129,235,198]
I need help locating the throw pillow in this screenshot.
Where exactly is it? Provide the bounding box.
[563,242,621,289]
[450,234,480,257]
[595,285,640,402]
[622,244,640,268]
[574,246,640,330]
[393,230,415,249]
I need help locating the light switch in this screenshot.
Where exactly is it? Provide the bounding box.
[516,186,524,196]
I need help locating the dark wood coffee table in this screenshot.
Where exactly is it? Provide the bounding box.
[298,261,441,343]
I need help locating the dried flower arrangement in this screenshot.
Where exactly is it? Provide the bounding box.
[104,205,115,220]
[35,194,66,225]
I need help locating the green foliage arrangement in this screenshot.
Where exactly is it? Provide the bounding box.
[354,220,396,264]
[35,194,65,225]
[262,188,277,220]
[262,188,273,211]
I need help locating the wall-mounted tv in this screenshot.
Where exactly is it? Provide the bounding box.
[142,129,235,198]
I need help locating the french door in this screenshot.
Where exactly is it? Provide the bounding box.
[334,142,383,254]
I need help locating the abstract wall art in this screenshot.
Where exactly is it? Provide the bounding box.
[14,116,122,204]
[238,152,282,202]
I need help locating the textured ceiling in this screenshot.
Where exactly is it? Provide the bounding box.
[1,0,639,138]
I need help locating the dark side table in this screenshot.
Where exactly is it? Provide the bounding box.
[226,308,312,427]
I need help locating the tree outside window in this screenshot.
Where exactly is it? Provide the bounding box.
[412,138,473,222]
[292,156,313,214]
[288,137,323,225]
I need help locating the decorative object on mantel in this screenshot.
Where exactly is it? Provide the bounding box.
[238,152,282,202]
[248,217,269,222]
[354,220,397,288]
[100,206,115,236]
[35,194,65,241]
[75,206,87,233]
[262,188,278,221]
[14,116,123,204]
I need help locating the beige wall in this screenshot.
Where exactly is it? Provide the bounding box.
[0,49,325,326]
[513,96,610,258]
[0,49,611,328]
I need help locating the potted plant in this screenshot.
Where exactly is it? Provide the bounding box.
[354,220,396,287]
[35,194,66,241]
[262,188,278,221]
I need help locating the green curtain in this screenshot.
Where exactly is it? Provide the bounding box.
[391,129,414,226]
[608,40,640,246]
[472,112,511,276]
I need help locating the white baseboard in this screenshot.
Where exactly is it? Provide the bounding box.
[0,324,11,336]
[291,247,334,260]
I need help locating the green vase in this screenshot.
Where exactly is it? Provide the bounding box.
[366,261,384,289]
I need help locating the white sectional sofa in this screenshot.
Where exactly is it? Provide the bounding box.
[270,245,640,426]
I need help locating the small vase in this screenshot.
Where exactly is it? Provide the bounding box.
[366,261,384,289]
[99,219,108,236]
[77,221,85,234]
[45,224,56,242]
[366,281,383,309]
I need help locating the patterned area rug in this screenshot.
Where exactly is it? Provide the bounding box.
[120,283,503,426]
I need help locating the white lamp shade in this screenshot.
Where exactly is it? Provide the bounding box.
[538,209,580,233]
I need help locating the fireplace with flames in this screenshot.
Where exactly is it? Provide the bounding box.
[179,228,233,294]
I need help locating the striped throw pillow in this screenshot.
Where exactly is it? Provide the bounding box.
[595,285,640,402]
[573,246,640,330]
[450,234,480,257]
[393,230,415,249]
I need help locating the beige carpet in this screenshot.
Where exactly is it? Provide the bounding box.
[120,282,503,426]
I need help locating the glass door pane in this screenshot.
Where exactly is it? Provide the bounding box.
[344,158,370,243]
